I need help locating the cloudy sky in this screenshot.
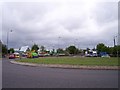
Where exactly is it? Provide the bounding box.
[1,0,119,50]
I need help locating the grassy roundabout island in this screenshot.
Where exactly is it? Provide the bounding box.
[16,57,119,66]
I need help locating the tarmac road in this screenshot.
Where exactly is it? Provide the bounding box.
[2,59,118,88]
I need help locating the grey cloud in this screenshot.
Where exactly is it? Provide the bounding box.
[93,2,118,26]
[1,1,118,49]
[60,18,85,31]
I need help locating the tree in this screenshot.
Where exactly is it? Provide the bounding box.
[79,49,83,54]
[8,48,14,54]
[112,45,120,57]
[86,48,90,53]
[57,48,65,54]
[26,47,30,52]
[2,44,7,55]
[66,46,78,55]
[96,43,120,57]
[96,43,105,53]
[40,46,45,53]
[101,46,109,52]
[31,44,39,53]
[117,45,120,57]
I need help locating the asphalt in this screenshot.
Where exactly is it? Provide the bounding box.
[2,59,119,88]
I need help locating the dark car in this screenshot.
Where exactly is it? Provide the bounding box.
[9,54,15,59]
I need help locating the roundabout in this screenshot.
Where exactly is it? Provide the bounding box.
[10,60,119,70]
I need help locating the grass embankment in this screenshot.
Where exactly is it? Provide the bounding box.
[16,57,119,66]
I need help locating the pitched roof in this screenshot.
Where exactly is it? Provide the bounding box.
[19,46,30,52]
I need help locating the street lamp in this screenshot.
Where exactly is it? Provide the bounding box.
[7,30,13,55]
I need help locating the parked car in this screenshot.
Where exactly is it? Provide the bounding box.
[38,53,50,57]
[101,54,110,58]
[38,54,44,57]
[15,54,20,58]
[14,52,20,58]
[9,54,15,59]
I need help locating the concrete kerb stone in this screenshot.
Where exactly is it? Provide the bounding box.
[10,61,120,70]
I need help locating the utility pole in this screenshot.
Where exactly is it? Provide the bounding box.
[113,36,117,47]
[114,37,115,47]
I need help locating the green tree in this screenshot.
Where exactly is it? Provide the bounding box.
[40,46,45,53]
[66,46,78,55]
[2,44,7,54]
[31,44,39,53]
[57,48,65,54]
[8,48,14,54]
[96,43,120,57]
[96,43,110,54]
[101,46,109,53]
[96,43,105,53]
[117,45,120,57]
[112,45,120,57]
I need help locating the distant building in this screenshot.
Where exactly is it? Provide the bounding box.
[19,46,31,53]
[14,48,20,52]
[85,49,97,57]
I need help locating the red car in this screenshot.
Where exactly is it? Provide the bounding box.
[9,54,15,59]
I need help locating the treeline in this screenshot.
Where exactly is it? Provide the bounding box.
[96,43,120,57]
[1,40,120,57]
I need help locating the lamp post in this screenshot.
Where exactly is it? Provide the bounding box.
[58,36,61,49]
[57,36,61,55]
[7,30,13,56]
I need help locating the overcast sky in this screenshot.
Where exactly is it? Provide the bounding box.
[1,0,119,50]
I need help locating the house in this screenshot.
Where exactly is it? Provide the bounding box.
[85,49,97,57]
[19,46,31,57]
[19,46,31,53]
[14,48,20,53]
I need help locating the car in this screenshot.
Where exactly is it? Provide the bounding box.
[38,53,44,57]
[14,52,20,58]
[9,54,15,59]
[15,54,20,58]
[101,54,110,58]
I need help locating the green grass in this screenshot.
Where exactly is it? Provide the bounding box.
[16,57,119,66]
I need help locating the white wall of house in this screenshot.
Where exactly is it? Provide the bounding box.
[19,46,31,52]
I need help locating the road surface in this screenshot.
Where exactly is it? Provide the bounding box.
[2,59,118,88]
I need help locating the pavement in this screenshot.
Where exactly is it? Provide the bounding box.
[2,59,119,88]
